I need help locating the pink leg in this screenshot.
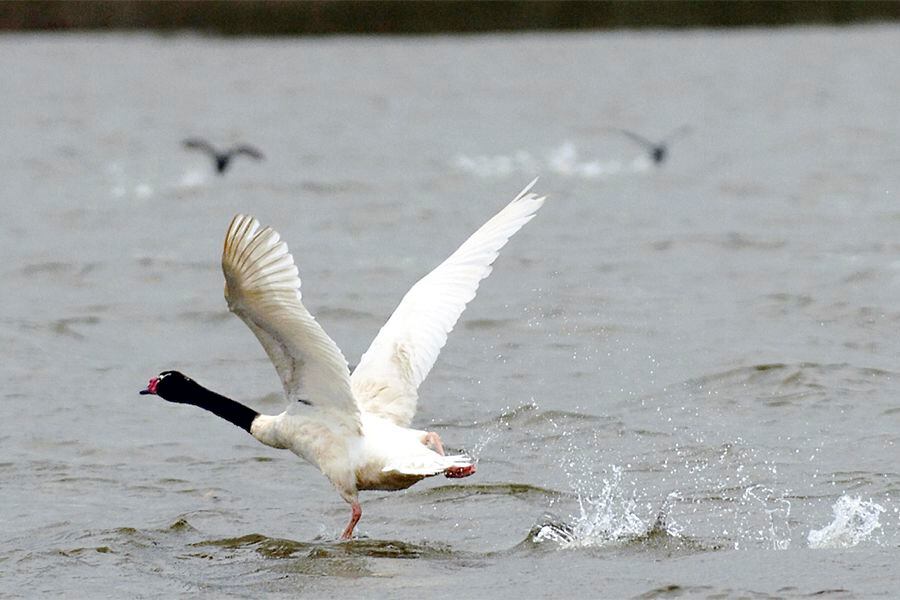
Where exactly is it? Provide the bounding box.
[423,432,445,455]
[340,500,362,540]
[445,463,477,478]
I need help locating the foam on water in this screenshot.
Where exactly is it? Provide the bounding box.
[177,168,210,189]
[807,496,885,549]
[453,141,650,180]
[106,161,156,200]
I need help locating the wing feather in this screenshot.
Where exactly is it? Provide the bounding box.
[350,180,546,426]
[232,145,265,160]
[182,138,217,156]
[222,214,360,430]
[608,128,655,150]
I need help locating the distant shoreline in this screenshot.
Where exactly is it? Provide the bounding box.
[2,1,899,35]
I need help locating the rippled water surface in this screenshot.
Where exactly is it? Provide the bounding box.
[2,27,899,598]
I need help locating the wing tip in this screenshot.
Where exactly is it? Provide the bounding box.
[223,213,260,262]
[222,213,303,300]
[513,177,547,212]
[515,177,539,200]
[226,213,257,239]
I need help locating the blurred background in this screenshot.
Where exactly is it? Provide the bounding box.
[3,0,900,34]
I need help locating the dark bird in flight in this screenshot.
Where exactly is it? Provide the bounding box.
[182,138,265,175]
[606,125,691,165]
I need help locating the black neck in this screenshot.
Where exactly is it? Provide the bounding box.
[164,381,259,434]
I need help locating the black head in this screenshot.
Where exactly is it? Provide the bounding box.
[138,370,257,432]
[139,370,197,402]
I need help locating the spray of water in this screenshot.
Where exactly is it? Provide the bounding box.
[739,485,792,550]
[808,496,885,549]
[530,425,802,550]
[464,402,538,464]
[534,465,634,546]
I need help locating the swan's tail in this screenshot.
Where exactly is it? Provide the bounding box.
[382,453,476,479]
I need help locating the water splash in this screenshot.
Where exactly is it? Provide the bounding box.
[533,465,678,548]
[738,485,792,550]
[527,424,801,551]
[808,496,885,549]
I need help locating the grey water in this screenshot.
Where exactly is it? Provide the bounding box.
[1,27,899,598]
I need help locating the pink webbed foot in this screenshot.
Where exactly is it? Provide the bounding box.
[444,464,477,478]
[423,432,445,456]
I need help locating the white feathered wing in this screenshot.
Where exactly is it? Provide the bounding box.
[222,214,360,433]
[351,179,546,427]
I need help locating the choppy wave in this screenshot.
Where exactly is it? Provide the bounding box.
[193,532,454,560]
[436,403,613,430]
[680,362,896,408]
[411,482,567,504]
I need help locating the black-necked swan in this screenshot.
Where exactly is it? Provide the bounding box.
[182,138,264,174]
[140,180,546,539]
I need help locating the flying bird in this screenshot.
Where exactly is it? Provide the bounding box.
[140,180,546,539]
[182,138,264,174]
[606,125,691,165]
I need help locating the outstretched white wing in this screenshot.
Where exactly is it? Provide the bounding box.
[222,214,360,431]
[350,180,546,427]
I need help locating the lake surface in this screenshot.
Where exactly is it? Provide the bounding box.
[1,27,898,598]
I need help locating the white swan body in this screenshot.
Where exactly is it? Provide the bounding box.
[219,179,545,538]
